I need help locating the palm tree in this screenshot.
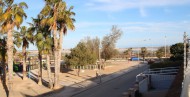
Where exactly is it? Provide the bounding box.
[40,0,62,89]
[0,37,9,97]
[44,46,53,89]
[35,27,53,86]
[41,0,75,89]
[14,26,33,80]
[0,0,28,95]
[57,5,75,78]
[29,15,53,87]
[17,53,23,62]
[141,47,147,61]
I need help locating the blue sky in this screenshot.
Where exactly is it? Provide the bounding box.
[14,0,190,50]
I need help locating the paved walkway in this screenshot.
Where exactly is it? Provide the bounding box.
[0,61,143,97]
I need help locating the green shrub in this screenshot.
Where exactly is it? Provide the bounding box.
[149,61,183,69]
[13,65,19,72]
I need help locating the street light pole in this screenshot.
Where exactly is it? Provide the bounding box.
[164,36,167,58]
[137,49,139,61]
[98,44,102,83]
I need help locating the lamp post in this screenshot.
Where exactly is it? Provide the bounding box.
[98,47,102,83]
[137,49,139,61]
[164,36,167,58]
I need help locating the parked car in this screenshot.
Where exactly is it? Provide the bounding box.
[131,57,139,61]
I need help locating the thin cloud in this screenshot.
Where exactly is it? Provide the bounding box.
[75,21,190,34]
[139,7,147,17]
[86,0,190,12]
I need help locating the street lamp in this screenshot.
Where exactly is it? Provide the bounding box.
[98,47,102,83]
[164,36,167,58]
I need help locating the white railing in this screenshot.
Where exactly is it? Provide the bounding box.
[181,32,190,97]
[137,66,179,92]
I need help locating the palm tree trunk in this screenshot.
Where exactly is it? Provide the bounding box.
[22,46,27,80]
[58,27,64,78]
[53,29,59,89]
[38,52,42,85]
[1,54,9,97]
[7,28,14,97]
[46,54,53,89]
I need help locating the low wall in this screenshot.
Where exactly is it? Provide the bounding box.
[139,78,148,93]
[151,75,176,90]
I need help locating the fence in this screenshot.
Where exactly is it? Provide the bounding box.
[71,64,106,70]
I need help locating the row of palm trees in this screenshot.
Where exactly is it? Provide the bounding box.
[0,0,75,95]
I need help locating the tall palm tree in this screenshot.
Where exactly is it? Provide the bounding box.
[0,37,9,97]
[14,26,33,80]
[41,0,75,89]
[44,46,53,89]
[29,15,53,87]
[57,5,75,77]
[0,0,28,95]
[40,0,63,89]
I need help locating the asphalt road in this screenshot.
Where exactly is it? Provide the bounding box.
[71,64,148,97]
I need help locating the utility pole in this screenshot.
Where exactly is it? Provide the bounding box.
[98,44,102,83]
[164,36,167,58]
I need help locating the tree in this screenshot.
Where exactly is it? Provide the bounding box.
[156,47,165,59]
[0,1,28,95]
[83,37,100,61]
[101,25,123,61]
[40,0,60,88]
[57,4,75,86]
[123,48,133,60]
[40,0,75,89]
[65,42,96,76]
[140,47,147,61]
[14,26,33,80]
[0,37,9,97]
[29,15,53,87]
[170,43,184,61]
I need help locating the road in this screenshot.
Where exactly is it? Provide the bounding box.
[71,64,148,97]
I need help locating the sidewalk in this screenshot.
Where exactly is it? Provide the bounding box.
[42,62,147,97]
[0,61,145,97]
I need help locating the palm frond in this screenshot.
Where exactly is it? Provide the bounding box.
[19,2,28,9]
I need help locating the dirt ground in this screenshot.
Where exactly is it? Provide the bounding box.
[0,61,140,97]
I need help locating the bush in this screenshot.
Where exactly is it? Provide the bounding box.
[13,65,19,72]
[149,61,183,69]
[13,63,23,72]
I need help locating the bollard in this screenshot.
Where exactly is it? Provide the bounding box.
[122,92,129,97]
[134,83,139,90]
[128,88,135,97]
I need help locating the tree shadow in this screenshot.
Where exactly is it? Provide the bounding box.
[1,72,9,97]
[60,67,74,73]
[15,72,23,79]
[20,85,81,97]
[28,72,49,88]
[16,64,141,97]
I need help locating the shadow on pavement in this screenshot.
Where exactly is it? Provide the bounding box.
[28,72,49,88]
[20,73,108,97]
